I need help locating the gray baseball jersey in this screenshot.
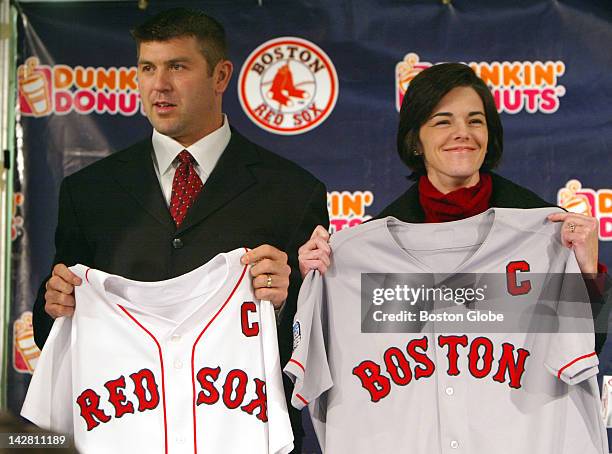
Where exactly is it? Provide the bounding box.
[22,248,293,454]
[285,207,607,454]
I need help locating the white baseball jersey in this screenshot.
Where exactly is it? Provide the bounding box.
[22,247,293,454]
[285,207,607,454]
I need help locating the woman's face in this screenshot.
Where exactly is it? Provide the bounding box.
[418,86,488,193]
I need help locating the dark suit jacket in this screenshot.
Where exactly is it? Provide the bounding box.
[377,172,610,353]
[33,129,329,436]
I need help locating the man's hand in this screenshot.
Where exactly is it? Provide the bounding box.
[241,245,291,309]
[548,212,599,276]
[44,263,82,319]
[298,225,331,278]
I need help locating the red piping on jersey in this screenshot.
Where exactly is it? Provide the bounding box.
[85,268,91,283]
[557,351,597,380]
[289,358,305,373]
[191,248,249,454]
[118,305,169,454]
[296,393,309,405]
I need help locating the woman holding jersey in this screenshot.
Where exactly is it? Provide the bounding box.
[298,62,608,348]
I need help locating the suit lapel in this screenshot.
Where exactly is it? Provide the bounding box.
[177,131,260,234]
[112,139,176,231]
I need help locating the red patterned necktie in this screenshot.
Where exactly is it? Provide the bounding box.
[169,150,203,227]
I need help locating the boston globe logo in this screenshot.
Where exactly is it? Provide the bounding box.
[238,37,339,135]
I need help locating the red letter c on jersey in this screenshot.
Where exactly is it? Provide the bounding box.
[506,261,531,296]
[241,302,259,337]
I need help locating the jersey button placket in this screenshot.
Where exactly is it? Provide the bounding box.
[433,324,467,454]
[165,332,189,454]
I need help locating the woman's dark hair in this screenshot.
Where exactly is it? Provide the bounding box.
[397,63,503,177]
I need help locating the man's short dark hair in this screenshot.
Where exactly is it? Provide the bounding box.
[131,8,227,74]
[397,62,503,178]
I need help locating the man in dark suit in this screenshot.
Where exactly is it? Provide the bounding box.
[33,8,328,451]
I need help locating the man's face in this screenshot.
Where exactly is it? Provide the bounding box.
[137,36,229,147]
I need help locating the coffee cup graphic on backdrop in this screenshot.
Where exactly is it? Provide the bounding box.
[18,57,52,117]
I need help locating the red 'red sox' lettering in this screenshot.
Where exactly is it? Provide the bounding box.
[76,366,268,430]
[129,368,160,412]
[196,367,268,422]
[76,388,112,431]
[104,375,135,418]
[77,368,158,431]
[352,335,530,402]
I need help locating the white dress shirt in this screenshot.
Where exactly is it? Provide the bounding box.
[151,115,231,205]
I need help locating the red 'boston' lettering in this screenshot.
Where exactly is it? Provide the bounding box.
[407,336,435,379]
[492,343,530,389]
[104,375,135,418]
[223,369,248,409]
[129,368,160,412]
[506,260,532,296]
[241,302,259,337]
[468,337,494,379]
[196,367,221,405]
[76,389,111,431]
[241,378,268,422]
[352,336,532,401]
[383,347,412,386]
[438,335,468,376]
[352,360,391,402]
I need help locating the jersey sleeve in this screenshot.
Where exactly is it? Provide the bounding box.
[20,316,73,434]
[544,252,599,385]
[283,271,333,410]
[259,299,295,454]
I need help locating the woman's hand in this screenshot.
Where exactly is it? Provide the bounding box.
[548,212,599,276]
[298,225,331,278]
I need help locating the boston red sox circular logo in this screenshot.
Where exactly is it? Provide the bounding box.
[238,37,339,135]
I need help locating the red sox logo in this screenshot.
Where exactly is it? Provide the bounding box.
[238,37,339,135]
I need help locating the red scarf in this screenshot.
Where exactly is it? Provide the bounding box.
[419,173,493,223]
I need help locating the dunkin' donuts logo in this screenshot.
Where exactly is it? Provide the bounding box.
[238,37,338,135]
[18,57,141,117]
[558,180,612,241]
[328,191,373,233]
[13,311,40,374]
[11,192,24,241]
[395,53,566,114]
